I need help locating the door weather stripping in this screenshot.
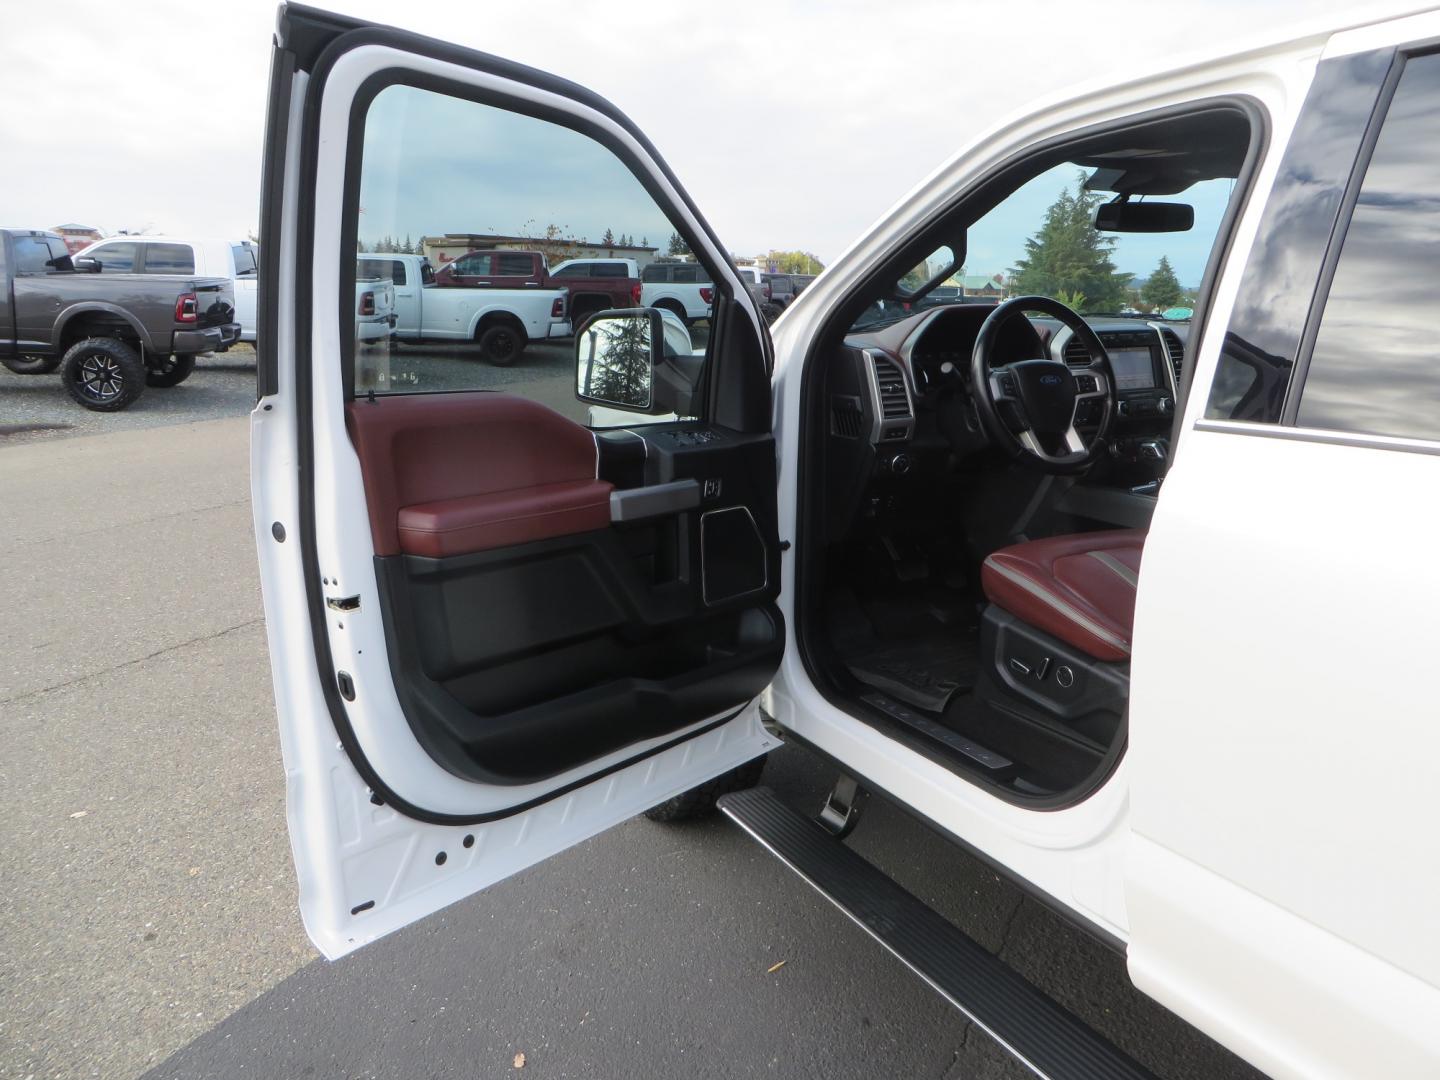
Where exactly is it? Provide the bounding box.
[718,787,1156,1080]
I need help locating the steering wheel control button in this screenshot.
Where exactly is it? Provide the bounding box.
[1055,665,1075,689]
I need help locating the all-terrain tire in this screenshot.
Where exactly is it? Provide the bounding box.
[643,755,768,822]
[145,353,196,388]
[2,353,62,375]
[477,323,524,366]
[61,337,146,411]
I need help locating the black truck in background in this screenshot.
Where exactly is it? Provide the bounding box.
[0,228,240,410]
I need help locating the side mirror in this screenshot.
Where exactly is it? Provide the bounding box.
[1094,199,1194,233]
[73,256,101,272]
[576,308,661,412]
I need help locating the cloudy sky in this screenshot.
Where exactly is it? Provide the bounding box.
[2,0,1380,270]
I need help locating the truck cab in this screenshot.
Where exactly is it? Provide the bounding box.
[252,7,1440,1078]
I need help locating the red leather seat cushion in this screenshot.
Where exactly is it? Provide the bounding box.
[397,478,613,558]
[980,530,1145,662]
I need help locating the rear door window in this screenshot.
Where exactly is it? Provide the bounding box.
[142,243,196,273]
[495,253,537,276]
[1295,52,1440,442]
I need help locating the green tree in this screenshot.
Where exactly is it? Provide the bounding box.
[602,228,615,246]
[766,250,825,275]
[1009,172,1130,311]
[668,231,691,257]
[1141,255,1184,311]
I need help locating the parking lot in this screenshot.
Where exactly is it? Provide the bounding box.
[0,347,1261,1080]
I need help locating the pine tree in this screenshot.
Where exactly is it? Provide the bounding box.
[1009,172,1131,311]
[602,228,615,246]
[668,232,691,257]
[1140,255,1184,311]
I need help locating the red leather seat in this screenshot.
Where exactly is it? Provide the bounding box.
[980,530,1145,662]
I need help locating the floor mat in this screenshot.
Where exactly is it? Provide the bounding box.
[845,638,979,713]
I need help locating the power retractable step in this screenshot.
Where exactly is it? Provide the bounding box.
[717,787,1155,1080]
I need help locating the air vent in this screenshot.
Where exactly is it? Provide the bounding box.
[831,395,864,438]
[871,354,911,419]
[1159,329,1184,385]
[1063,337,1091,368]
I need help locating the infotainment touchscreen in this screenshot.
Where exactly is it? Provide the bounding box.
[1107,347,1155,391]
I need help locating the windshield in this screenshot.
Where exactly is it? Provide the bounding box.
[849,160,1234,332]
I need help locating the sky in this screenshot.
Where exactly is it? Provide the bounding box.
[1,0,1381,273]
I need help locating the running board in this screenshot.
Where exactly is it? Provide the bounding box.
[717,787,1155,1080]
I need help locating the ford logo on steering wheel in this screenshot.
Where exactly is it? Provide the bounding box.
[1039,374,1063,386]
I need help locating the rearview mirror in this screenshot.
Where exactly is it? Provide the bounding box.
[1094,199,1194,233]
[576,309,661,411]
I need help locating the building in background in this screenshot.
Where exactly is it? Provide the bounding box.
[960,273,1007,299]
[419,233,659,270]
[51,223,104,254]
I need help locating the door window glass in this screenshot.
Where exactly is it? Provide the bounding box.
[351,82,712,426]
[1296,53,1440,442]
[89,242,139,272]
[143,243,196,273]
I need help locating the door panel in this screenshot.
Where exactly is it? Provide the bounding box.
[253,5,775,957]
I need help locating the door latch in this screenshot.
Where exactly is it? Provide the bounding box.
[326,595,361,613]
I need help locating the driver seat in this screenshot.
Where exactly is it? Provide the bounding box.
[980,530,1145,662]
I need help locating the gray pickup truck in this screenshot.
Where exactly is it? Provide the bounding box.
[0,228,241,410]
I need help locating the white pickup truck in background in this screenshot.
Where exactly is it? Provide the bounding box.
[353,270,395,343]
[358,252,570,365]
[638,261,714,325]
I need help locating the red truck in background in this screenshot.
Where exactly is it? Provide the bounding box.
[432,251,641,330]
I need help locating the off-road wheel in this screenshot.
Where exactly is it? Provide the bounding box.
[61,337,146,412]
[643,755,768,822]
[477,323,524,366]
[2,353,62,375]
[145,353,196,388]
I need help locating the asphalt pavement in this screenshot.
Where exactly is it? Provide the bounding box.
[0,347,1264,1080]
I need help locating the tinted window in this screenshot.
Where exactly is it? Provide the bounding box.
[1297,54,1440,442]
[143,243,195,273]
[358,257,406,285]
[13,236,56,273]
[495,253,536,276]
[642,264,667,282]
[590,262,628,277]
[552,264,585,278]
[453,253,491,275]
[90,242,139,272]
[232,244,258,276]
[672,265,700,283]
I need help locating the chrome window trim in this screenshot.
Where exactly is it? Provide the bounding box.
[1194,417,1440,458]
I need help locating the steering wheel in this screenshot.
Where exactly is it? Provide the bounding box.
[970,295,1115,474]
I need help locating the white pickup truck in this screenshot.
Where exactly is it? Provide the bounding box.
[638,260,714,325]
[358,252,570,365]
